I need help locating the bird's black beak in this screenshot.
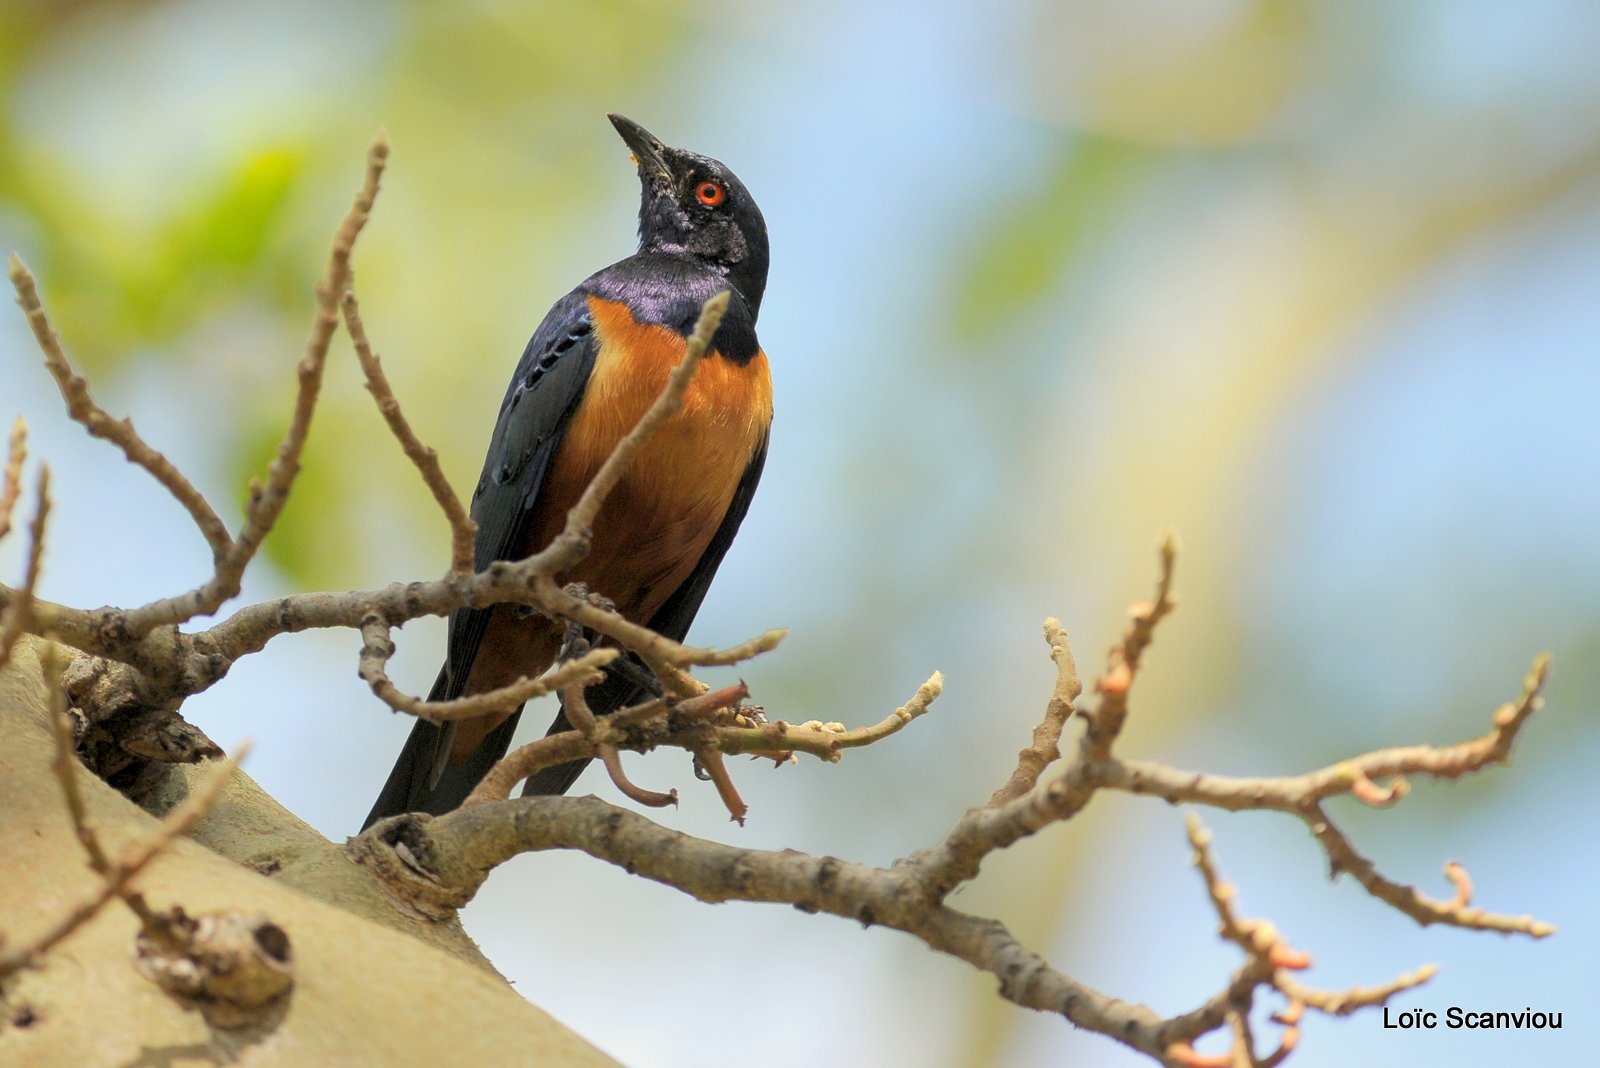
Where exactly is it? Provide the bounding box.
[608,113,672,186]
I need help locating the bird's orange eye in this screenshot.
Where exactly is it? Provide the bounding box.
[695,180,725,207]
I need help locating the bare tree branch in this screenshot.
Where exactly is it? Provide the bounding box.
[7,257,233,561]
[357,612,617,721]
[460,675,927,808]
[0,414,26,541]
[341,288,476,576]
[113,130,392,639]
[1302,805,1553,937]
[708,672,941,760]
[0,131,391,663]
[1082,529,1177,756]
[1108,657,1547,815]
[1167,814,1438,1067]
[349,539,1551,1066]
[399,794,1199,1062]
[597,742,677,808]
[0,466,48,672]
[990,617,1080,805]
[558,289,727,560]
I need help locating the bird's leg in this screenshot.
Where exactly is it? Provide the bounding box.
[607,654,661,694]
[553,583,602,662]
[557,619,589,663]
[553,581,663,692]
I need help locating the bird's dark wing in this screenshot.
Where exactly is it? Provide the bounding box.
[447,291,600,687]
[520,434,770,796]
[362,291,600,829]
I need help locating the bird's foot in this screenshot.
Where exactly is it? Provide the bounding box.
[562,582,617,615]
[557,618,590,664]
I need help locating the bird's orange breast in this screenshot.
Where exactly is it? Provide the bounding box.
[531,295,771,621]
[453,296,771,758]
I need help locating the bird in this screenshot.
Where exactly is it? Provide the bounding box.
[363,114,771,830]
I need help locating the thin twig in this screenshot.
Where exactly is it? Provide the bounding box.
[0,467,49,672]
[8,259,233,562]
[555,290,728,558]
[1304,805,1553,936]
[1092,652,1547,806]
[532,579,785,673]
[341,289,476,575]
[1082,530,1177,755]
[691,747,747,823]
[356,613,614,721]
[113,129,390,639]
[1277,965,1438,1016]
[668,682,752,724]
[1443,860,1472,908]
[990,619,1080,806]
[1186,813,1305,966]
[601,682,750,735]
[709,673,941,761]
[463,731,596,805]
[559,672,600,735]
[0,414,26,541]
[597,745,677,808]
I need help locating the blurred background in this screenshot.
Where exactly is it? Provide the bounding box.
[3,0,1597,1063]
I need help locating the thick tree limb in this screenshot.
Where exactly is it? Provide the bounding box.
[0,679,246,981]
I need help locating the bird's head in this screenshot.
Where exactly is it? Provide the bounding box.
[608,113,769,317]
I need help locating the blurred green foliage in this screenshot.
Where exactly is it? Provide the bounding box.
[0,0,699,589]
[956,136,1152,338]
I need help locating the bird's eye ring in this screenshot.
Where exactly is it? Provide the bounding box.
[695,181,726,207]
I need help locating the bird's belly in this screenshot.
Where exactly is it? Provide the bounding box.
[536,295,771,622]
[452,299,769,760]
